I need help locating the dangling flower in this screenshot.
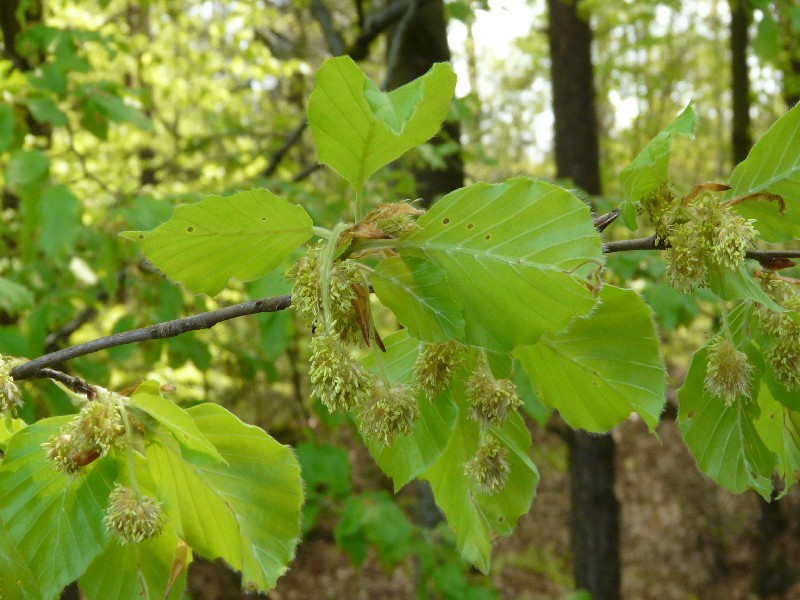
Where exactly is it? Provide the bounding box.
[710,212,757,270]
[360,383,420,446]
[104,485,167,544]
[704,337,753,405]
[665,221,707,293]
[464,435,511,495]
[768,338,800,392]
[308,333,373,413]
[0,357,21,415]
[413,340,463,399]
[465,365,522,427]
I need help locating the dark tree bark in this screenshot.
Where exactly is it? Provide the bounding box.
[384,0,464,209]
[730,0,752,165]
[548,1,620,598]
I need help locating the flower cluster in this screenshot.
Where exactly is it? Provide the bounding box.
[642,183,677,239]
[287,246,366,344]
[663,194,758,293]
[42,391,126,475]
[704,336,753,406]
[309,333,373,412]
[0,357,21,415]
[413,340,463,399]
[104,485,167,544]
[757,273,800,391]
[464,435,511,495]
[464,365,522,427]
[360,383,420,446]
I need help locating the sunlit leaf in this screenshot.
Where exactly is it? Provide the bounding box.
[516,286,666,433]
[308,56,456,191]
[121,189,313,296]
[372,256,465,342]
[399,177,602,351]
[0,417,117,598]
[146,404,302,593]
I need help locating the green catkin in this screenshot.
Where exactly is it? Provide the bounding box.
[704,337,753,406]
[0,357,21,414]
[308,333,374,413]
[464,365,522,427]
[413,340,463,399]
[464,435,511,495]
[104,485,167,544]
[360,383,420,446]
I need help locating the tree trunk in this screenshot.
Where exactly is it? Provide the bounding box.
[384,0,464,209]
[547,1,620,598]
[730,0,751,165]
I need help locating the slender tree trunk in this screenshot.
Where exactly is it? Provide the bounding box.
[730,0,751,165]
[384,0,464,209]
[547,1,620,598]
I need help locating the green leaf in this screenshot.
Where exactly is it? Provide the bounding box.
[0,104,14,153]
[121,189,313,296]
[4,149,49,191]
[0,276,34,315]
[706,262,787,312]
[308,56,456,190]
[22,95,67,126]
[422,403,538,573]
[127,380,225,464]
[727,101,800,241]
[620,104,695,203]
[399,177,602,351]
[146,403,302,593]
[0,417,118,598]
[619,200,638,231]
[37,184,80,257]
[0,521,41,600]
[335,491,414,568]
[515,286,666,433]
[752,10,782,63]
[677,347,775,500]
[360,330,458,490]
[372,255,465,342]
[91,92,151,130]
[754,382,800,495]
[81,527,190,600]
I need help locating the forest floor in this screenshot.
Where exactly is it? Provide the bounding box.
[187,402,800,600]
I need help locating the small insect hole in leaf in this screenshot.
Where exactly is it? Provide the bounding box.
[261,217,267,221]
[187,227,194,232]
[484,234,491,240]
[687,411,695,419]
[138,234,144,239]
[770,413,776,420]
[466,223,474,229]
[442,218,450,224]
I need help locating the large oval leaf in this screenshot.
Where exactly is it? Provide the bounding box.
[307,56,455,191]
[727,101,800,241]
[515,286,666,433]
[122,189,312,295]
[146,403,302,593]
[399,177,602,351]
[0,417,118,599]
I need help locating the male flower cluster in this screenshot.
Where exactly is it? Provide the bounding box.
[308,333,373,413]
[360,382,420,446]
[0,357,21,414]
[104,485,167,544]
[43,391,126,475]
[664,195,757,293]
[464,435,511,495]
[465,365,522,427]
[413,340,463,399]
[757,273,800,391]
[704,336,753,406]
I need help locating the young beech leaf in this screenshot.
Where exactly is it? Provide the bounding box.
[515,285,666,433]
[126,380,225,464]
[121,189,312,296]
[753,381,800,497]
[620,103,695,203]
[678,346,775,500]
[371,255,465,343]
[398,177,603,351]
[727,101,800,241]
[307,56,456,191]
[0,521,41,600]
[0,417,118,599]
[145,403,303,594]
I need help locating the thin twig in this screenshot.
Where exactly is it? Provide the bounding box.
[11,294,291,381]
[262,121,308,178]
[37,368,96,399]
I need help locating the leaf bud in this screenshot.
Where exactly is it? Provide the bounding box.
[464,435,510,495]
[104,485,167,544]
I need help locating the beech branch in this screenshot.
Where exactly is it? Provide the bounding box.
[11,231,800,385]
